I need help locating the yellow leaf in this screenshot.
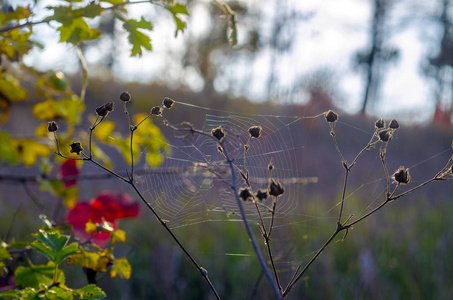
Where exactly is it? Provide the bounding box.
[33,99,59,121]
[111,229,126,246]
[35,123,49,138]
[63,185,78,209]
[67,248,100,271]
[110,257,131,279]
[14,139,52,167]
[93,120,115,141]
[85,220,97,234]
[146,151,163,167]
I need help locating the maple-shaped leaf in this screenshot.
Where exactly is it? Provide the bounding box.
[46,4,102,44]
[31,230,79,265]
[164,3,189,37]
[122,17,153,56]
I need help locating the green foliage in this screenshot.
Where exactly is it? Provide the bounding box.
[164,3,190,37]
[0,217,133,299]
[92,114,169,167]
[31,230,79,266]
[46,4,102,44]
[15,261,65,289]
[121,16,153,57]
[0,1,239,299]
[73,285,106,300]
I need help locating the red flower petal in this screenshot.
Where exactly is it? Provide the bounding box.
[66,192,139,248]
[67,202,92,228]
[60,159,79,188]
[66,202,117,247]
[90,192,140,221]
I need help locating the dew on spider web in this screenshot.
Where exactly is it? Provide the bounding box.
[135,103,320,230]
[130,101,453,269]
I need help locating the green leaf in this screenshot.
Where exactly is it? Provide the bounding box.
[21,287,40,300]
[122,17,153,56]
[58,18,101,44]
[55,242,79,265]
[126,16,153,30]
[46,286,74,300]
[0,6,31,24]
[0,289,22,299]
[39,215,54,230]
[30,240,56,262]
[110,257,131,279]
[15,262,55,289]
[164,3,189,37]
[74,285,106,300]
[0,131,20,164]
[47,5,102,25]
[0,243,11,260]
[31,230,79,265]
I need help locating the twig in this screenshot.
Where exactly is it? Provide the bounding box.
[51,104,222,299]
[165,121,282,299]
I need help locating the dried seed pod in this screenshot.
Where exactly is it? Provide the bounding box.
[104,102,114,112]
[120,91,131,102]
[151,106,162,116]
[239,188,253,201]
[70,142,83,155]
[163,97,175,109]
[256,189,268,201]
[95,104,109,117]
[389,118,399,129]
[378,129,391,142]
[268,180,284,197]
[324,110,338,123]
[248,126,262,138]
[393,166,410,184]
[375,118,385,128]
[47,121,58,132]
[211,127,225,141]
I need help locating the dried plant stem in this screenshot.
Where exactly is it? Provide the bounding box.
[53,118,221,299]
[165,122,282,298]
[223,144,282,299]
[129,182,221,300]
[283,226,340,297]
[338,169,349,223]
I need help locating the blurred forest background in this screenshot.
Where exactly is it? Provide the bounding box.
[2,0,453,299]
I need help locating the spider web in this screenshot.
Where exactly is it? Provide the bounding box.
[136,102,321,229]
[133,101,453,270]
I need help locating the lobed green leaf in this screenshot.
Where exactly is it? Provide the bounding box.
[74,284,106,299]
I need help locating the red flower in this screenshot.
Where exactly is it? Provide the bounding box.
[66,192,140,247]
[60,159,79,188]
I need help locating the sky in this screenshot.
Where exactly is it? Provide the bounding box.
[15,0,447,122]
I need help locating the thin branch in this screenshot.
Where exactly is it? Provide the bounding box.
[0,20,48,33]
[130,182,220,299]
[165,121,282,298]
[221,142,282,299]
[283,226,341,297]
[337,169,349,223]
